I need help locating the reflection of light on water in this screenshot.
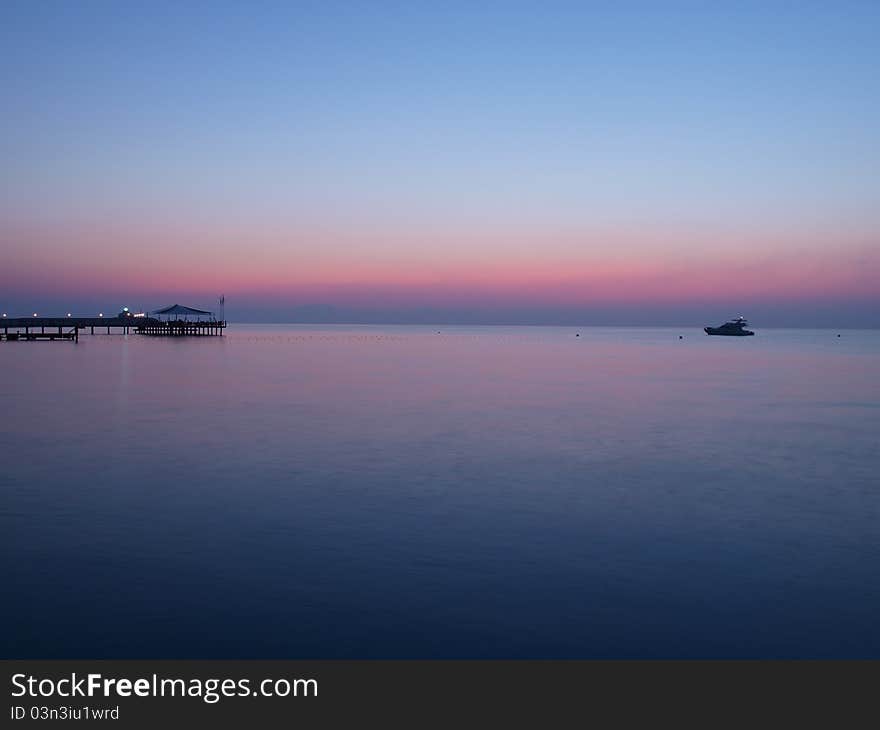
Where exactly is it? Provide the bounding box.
[114,336,130,418]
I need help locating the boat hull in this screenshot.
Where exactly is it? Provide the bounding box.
[704,327,754,336]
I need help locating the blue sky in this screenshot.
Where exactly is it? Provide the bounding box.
[2,2,879,323]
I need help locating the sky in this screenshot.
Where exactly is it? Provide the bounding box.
[2,1,879,325]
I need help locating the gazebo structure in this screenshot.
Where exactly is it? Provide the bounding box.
[135,303,226,336]
[150,304,217,322]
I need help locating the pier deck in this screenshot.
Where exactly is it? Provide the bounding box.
[1,316,226,341]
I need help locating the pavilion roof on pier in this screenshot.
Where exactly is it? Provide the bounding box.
[151,304,214,316]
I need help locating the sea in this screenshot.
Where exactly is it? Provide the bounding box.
[2,325,879,658]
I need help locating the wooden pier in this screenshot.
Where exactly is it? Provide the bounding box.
[1,326,79,342]
[136,319,226,337]
[1,316,225,342]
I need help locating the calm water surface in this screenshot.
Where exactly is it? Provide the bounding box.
[3,325,879,657]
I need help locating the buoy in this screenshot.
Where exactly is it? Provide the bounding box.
[679,335,683,339]
[837,334,841,337]
[575,333,580,337]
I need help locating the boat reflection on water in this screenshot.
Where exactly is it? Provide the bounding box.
[704,316,755,336]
